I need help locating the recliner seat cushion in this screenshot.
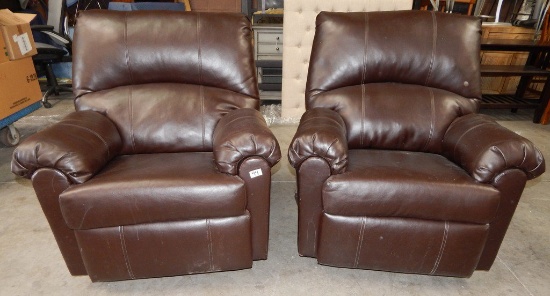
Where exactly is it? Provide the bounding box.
[60,152,246,230]
[323,150,500,224]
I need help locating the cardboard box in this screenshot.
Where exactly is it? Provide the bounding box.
[0,35,9,64]
[0,57,41,119]
[0,9,37,63]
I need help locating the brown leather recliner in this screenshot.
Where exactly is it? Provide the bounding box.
[12,11,281,282]
[289,11,545,277]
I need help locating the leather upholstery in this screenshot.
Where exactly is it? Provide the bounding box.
[288,108,348,174]
[59,153,247,230]
[289,11,545,277]
[307,11,481,152]
[317,215,489,277]
[12,111,122,184]
[213,108,281,175]
[76,216,253,282]
[73,11,259,154]
[76,84,258,154]
[443,113,545,182]
[281,0,414,118]
[12,11,280,281]
[72,11,258,98]
[307,83,479,151]
[307,11,482,100]
[323,150,500,224]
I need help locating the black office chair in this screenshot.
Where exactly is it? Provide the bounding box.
[32,0,72,108]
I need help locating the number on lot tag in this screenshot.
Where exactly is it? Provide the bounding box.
[249,168,263,178]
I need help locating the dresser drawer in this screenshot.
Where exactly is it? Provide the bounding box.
[258,43,282,55]
[257,32,283,44]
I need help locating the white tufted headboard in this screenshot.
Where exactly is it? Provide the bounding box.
[281,0,414,119]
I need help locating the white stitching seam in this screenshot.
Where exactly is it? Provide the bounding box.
[360,13,368,148]
[123,13,136,153]
[430,221,449,275]
[425,11,437,85]
[119,226,135,279]
[206,219,214,271]
[354,217,367,268]
[197,14,205,150]
[57,123,111,159]
[422,89,436,151]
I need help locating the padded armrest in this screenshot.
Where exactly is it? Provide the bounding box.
[442,114,545,183]
[12,111,122,184]
[32,25,72,52]
[288,108,348,174]
[213,108,281,175]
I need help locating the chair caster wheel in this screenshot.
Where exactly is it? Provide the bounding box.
[43,101,52,108]
[0,125,20,147]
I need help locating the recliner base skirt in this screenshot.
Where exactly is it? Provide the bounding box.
[317,214,489,278]
[75,214,253,282]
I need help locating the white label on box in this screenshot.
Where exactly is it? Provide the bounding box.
[249,168,263,179]
[12,33,32,55]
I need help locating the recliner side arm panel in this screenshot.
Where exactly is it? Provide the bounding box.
[442,114,545,183]
[213,108,281,175]
[12,111,122,184]
[289,108,348,174]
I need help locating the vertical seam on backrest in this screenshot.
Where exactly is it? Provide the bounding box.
[128,87,136,153]
[119,226,135,279]
[354,217,367,268]
[430,221,449,275]
[124,13,136,153]
[200,85,205,150]
[361,13,369,148]
[124,12,134,85]
[425,11,437,85]
[197,14,205,150]
[361,84,365,148]
[422,88,436,151]
[362,13,368,86]
[197,13,203,85]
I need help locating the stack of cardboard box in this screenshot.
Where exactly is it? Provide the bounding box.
[0,9,42,120]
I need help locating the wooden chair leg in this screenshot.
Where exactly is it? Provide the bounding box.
[541,101,550,124]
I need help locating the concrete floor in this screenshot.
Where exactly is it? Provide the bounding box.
[1,97,549,295]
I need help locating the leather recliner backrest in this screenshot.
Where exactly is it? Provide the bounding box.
[72,11,259,154]
[280,0,414,118]
[306,11,482,152]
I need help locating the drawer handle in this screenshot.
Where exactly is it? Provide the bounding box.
[276,47,280,51]
[276,37,280,40]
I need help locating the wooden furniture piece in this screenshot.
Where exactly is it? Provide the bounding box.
[542,102,550,124]
[253,24,283,100]
[455,0,477,15]
[480,24,535,95]
[175,0,192,11]
[188,0,241,12]
[480,38,550,123]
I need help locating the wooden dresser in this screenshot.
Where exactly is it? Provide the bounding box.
[481,24,536,95]
[481,24,550,123]
[188,0,242,12]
